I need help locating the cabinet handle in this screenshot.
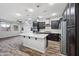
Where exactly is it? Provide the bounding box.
[28,37,30,39]
[35,38,37,40]
[23,36,25,38]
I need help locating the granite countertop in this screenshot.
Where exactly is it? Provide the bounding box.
[19,33,48,39]
[39,29,61,34]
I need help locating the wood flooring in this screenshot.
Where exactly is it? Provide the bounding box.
[20,40,64,56]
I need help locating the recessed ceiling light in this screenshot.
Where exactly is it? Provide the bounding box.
[37,19,39,22]
[16,13,21,16]
[52,13,57,16]
[38,16,43,18]
[48,3,54,5]
[28,18,32,20]
[28,8,34,12]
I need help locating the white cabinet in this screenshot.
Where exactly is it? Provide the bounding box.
[20,33,48,53]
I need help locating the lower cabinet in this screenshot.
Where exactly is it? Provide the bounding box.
[22,36,47,53]
[47,34,59,41]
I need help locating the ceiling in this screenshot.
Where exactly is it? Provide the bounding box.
[0,3,67,22]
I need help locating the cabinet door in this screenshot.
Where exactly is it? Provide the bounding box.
[67,28,75,56]
[51,21,59,29]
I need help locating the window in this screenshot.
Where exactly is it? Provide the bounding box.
[0,22,11,31]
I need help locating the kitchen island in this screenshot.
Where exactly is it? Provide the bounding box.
[20,33,48,53]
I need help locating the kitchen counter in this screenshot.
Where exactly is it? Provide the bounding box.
[20,33,48,39]
[20,33,48,53]
[39,29,61,34]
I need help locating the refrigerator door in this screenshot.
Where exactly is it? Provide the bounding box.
[66,28,75,55]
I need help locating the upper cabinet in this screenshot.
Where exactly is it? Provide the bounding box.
[38,22,45,29]
[51,20,59,29]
